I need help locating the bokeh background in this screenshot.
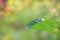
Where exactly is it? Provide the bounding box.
[0,0,60,40]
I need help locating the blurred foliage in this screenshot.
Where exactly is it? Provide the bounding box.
[0,0,60,40]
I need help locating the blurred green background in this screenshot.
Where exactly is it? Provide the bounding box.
[0,0,60,40]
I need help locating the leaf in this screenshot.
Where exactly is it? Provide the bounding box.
[31,19,60,36]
